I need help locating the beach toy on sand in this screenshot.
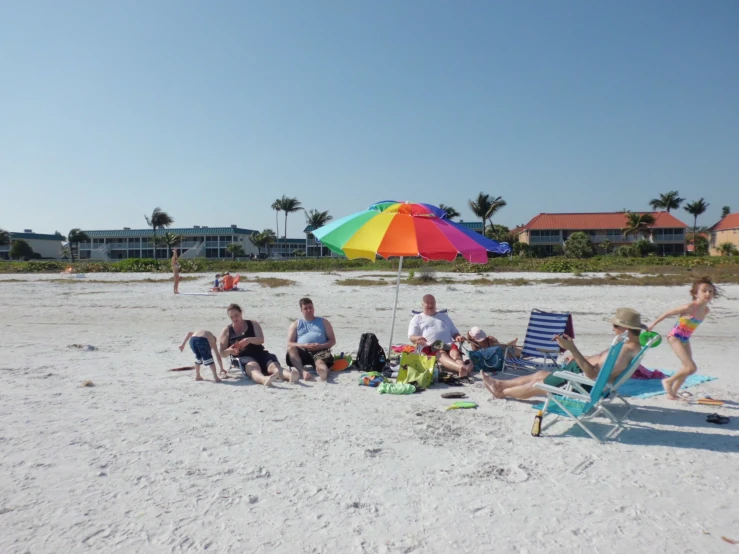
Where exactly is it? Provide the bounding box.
[640,331,662,348]
[446,401,478,411]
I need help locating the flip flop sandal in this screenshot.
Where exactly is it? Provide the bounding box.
[441,392,467,399]
[677,391,693,399]
[706,414,730,425]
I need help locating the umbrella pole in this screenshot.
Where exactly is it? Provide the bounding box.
[388,256,404,349]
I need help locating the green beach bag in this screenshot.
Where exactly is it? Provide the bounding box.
[396,352,436,390]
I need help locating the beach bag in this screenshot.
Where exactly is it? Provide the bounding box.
[357,333,386,372]
[397,352,436,390]
[468,346,503,373]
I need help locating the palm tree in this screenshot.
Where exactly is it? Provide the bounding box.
[722,206,731,218]
[484,196,507,229]
[249,229,277,257]
[0,228,10,246]
[279,196,302,239]
[155,231,182,259]
[145,207,174,259]
[468,193,493,235]
[684,198,709,254]
[305,209,332,231]
[261,229,277,256]
[271,199,282,237]
[622,212,656,241]
[226,243,245,261]
[66,228,90,262]
[649,191,684,213]
[438,204,460,221]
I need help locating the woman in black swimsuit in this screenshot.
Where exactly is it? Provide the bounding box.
[219,303,298,386]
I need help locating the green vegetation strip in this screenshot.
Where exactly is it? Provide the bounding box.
[0,256,738,277]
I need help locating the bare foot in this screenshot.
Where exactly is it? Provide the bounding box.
[263,373,277,387]
[195,376,204,381]
[214,377,222,383]
[289,368,300,383]
[662,379,678,400]
[460,361,474,378]
[303,372,314,381]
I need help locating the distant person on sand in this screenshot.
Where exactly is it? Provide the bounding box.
[481,308,644,400]
[286,297,336,382]
[219,303,297,386]
[179,330,225,382]
[647,277,716,400]
[171,248,181,295]
[211,274,224,292]
[408,294,473,377]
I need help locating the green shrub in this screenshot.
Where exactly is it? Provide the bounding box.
[564,232,594,259]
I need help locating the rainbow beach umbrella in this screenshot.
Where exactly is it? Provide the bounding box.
[312,200,511,346]
[312,200,510,262]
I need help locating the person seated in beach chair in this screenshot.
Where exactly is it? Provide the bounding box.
[466,326,523,357]
[481,308,645,400]
[285,297,336,382]
[219,303,298,386]
[408,294,473,378]
[222,272,240,291]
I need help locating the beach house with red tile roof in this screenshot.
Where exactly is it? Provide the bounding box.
[518,212,688,255]
[709,212,739,255]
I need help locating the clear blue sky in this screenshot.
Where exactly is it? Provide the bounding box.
[1,0,737,236]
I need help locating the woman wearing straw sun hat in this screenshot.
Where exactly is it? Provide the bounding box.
[480,308,645,400]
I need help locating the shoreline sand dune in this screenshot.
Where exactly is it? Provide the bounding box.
[1,271,737,553]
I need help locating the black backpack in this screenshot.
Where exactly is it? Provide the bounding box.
[357,333,387,372]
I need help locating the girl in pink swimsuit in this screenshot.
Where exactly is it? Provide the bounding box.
[647,277,717,400]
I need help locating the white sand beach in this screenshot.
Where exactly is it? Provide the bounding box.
[1,271,737,554]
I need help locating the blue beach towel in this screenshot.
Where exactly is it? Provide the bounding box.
[616,370,716,399]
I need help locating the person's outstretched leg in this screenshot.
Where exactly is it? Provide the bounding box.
[270,360,298,383]
[315,360,330,382]
[287,347,313,381]
[664,338,697,400]
[246,363,276,387]
[439,351,473,377]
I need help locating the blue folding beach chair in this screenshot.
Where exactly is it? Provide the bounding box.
[531,332,627,442]
[597,333,661,422]
[502,310,573,375]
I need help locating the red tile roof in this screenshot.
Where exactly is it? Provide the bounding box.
[711,213,739,232]
[522,212,688,231]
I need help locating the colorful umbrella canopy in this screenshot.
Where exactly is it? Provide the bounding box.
[312,200,510,263]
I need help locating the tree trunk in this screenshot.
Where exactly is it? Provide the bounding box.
[284,213,288,239]
[70,242,75,263]
[275,211,279,238]
[153,228,157,260]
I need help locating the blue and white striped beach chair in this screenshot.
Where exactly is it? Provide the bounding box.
[502,310,573,374]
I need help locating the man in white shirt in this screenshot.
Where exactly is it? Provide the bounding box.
[408,294,473,377]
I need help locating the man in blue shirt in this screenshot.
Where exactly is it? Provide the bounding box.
[286,297,337,382]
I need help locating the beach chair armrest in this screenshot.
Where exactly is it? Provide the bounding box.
[535,347,559,354]
[551,371,595,386]
[533,383,590,402]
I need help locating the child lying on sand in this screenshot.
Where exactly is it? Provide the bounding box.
[179,330,227,382]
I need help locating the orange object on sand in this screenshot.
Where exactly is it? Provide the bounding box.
[223,274,235,290]
[333,358,349,371]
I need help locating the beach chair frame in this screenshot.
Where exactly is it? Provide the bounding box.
[532,332,628,443]
[502,310,573,375]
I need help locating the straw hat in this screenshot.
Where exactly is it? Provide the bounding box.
[609,308,646,330]
[468,326,487,341]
